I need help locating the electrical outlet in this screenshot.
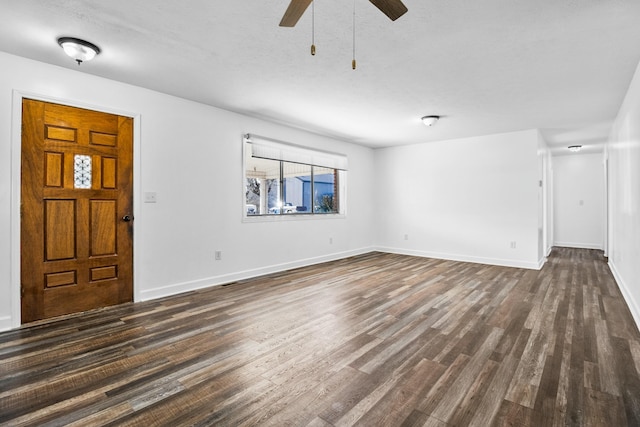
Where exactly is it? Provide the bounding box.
[144,192,157,203]
[510,241,517,249]
[404,234,409,241]
[215,251,222,261]
[329,237,333,244]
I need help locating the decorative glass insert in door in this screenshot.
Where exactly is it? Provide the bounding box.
[74,155,92,189]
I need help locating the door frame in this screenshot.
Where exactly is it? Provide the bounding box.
[10,90,142,329]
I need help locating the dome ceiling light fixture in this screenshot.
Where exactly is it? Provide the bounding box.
[421,115,440,127]
[568,145,583,152]
[57,37,101,65]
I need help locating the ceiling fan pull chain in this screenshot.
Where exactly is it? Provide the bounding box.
[352,0,357,70]
[311,0,316,55]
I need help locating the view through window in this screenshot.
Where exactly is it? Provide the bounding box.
[244,136,346,216]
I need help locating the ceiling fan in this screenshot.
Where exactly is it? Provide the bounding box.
[279,0,408,27]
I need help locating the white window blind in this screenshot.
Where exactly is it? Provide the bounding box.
[245,134,348,171]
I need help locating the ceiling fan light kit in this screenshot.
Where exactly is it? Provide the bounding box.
[57,37,100,65]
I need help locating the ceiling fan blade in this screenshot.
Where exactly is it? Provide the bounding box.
[369,0,408,21]
[279,0,313,27]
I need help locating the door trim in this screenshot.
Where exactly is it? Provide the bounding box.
[9,90,142,329]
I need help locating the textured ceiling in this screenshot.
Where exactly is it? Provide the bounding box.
[1,0,639,151]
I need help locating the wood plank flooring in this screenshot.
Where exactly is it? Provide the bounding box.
[1,248,639,426]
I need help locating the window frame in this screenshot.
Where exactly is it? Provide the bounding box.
[242,134,347,221]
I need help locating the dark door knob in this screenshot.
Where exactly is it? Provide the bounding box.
[122,215,132,222]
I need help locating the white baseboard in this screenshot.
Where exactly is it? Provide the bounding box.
[537,256,547,270]
[0,316,13,333]
[140,247,375,301]
[609,261,640,332]
[374,246,542,270]
[553,241,603,250]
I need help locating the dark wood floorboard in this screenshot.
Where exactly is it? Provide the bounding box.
[1,248,639,426]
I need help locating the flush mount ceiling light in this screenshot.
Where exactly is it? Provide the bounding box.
[568,145,583,152]
[421,116,440,127]
[57,37,100,65]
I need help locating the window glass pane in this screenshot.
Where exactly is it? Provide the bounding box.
[74,154,92,189]
[244,139,344,217]
[282,162,312,214]
[266,177,279,214]
[245,155,280,215]
[313,167,337,213]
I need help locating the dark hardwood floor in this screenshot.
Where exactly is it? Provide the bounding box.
[1,248,639,426]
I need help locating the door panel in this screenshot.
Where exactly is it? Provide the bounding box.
[90,200,117,256]
[44,199,77,260]
[21,99,133,323]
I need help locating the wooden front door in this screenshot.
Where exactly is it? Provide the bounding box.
[21,99,134,323]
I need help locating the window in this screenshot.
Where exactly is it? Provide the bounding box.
[244,134,347,217]
[74,154,92,189]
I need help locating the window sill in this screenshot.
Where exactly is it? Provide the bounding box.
[242,213,346,223]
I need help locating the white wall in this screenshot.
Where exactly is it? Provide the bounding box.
[0,52,376,330]
[538,132,552,260]
[552,153,605,250]
[607,59,640,328]
[374,129,543,269]
[540,134,554,257]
